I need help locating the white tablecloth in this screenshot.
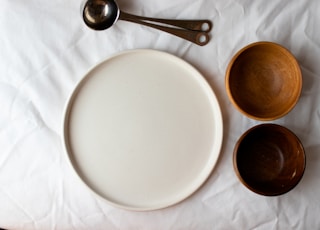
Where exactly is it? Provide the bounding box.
[1,0,320,229]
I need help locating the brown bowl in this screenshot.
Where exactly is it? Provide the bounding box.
[233,124,305,196]
[226,41,302,120]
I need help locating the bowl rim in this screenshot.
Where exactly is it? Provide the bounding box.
[225,41,303,121]
[233,123,306,196]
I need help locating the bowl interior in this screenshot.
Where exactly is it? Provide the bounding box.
[226,42,302,120]
[234,124,305,196]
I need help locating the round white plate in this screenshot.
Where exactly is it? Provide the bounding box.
[63,49,223,211]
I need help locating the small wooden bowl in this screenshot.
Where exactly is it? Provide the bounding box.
[226,42,302,120]
[233,124,305,196]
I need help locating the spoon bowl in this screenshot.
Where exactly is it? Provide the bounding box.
[83,0,119,30]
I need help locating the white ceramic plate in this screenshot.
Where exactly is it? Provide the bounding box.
[63,49,223,211]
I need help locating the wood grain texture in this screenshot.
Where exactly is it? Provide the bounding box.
[226,42,302,120]
[233,124,305,196]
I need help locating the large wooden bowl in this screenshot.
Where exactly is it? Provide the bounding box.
[233,124,306,196]
[226,42,302,120]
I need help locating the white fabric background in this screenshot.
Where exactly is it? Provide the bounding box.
[0,0,319,229]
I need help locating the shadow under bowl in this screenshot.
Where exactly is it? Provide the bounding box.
[233,124,306,196]
[226,41,302,120]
